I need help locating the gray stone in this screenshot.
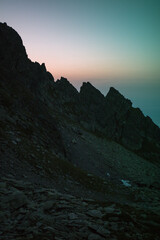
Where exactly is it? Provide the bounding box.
[103,205,115,214]
[8,191,28,209]
[88,233,105,240]
[87,210,103,218]
[88,223,110,237]
[72,138,77,144]
[68,213,78,220]
[41,201,54,211]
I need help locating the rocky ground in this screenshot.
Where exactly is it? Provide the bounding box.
[0,175,160,240]
[60,121,160,186]
[0,113,160,239]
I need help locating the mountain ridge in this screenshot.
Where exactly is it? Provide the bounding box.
[1,22,160,240]
[0,22,160,164]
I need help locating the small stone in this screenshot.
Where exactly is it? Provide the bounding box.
[42,200,54,211]
[68,213,78,220]
[72,138,77,144]
[103,205,115,214]
[82,202,88,206]
[43,226,55,233]
[87,210,103,218]
[87,174,93,177]
[88,224,110,237]
[8,191,28,209]
[15,137,21,142]
[88,233,105,240]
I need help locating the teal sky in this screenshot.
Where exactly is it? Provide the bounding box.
[0,0,160,125]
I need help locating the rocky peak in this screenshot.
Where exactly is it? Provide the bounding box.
[55,77,78,96]
[80,82,103,96]
[107,86,120,96]
[0,22,55,102]
[104,87,133,134]
[58,76,69,82]
[53,77,79,108]
[104,87,132,131]
[80,82,104,105]
[40,62,47,72]
[0,22,28,71]
[106,87,132,108]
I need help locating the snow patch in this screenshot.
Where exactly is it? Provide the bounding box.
[121,179,131,187]
[106,173,110,177]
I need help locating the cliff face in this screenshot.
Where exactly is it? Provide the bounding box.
[0,23,27,70]
[0,22,160,164]
[78,84,160,161]
[0,23,66,161]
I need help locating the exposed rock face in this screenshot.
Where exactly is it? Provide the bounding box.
[55,77,78,98]
[80,82,104,105]
[79,82,106,128]
[104,88,160,154]
[54,77,78,106]
[103,87,132,140]
[0,22,54,103]
[1,22,160,163]
[0,22,66,160]
[78,84,160,161]
[0,22,28,71]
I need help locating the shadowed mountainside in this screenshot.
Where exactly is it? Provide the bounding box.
[0,22,160,240]
[0,22,160,164]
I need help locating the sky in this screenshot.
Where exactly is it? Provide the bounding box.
[0,0,160,125]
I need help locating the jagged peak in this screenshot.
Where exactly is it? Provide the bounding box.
[107,87,123,97]
[59,76,68,82]
[0,22,25,49]
[56,76,72,85]
[81,81,92,87]
[80,82,95,90]
[106,86,132,106]
[55,76,78,95]
[56,77,73,85]
[0,22,8,26]
[80,82,104,97]
[0,21,28,70]
[79,81,105,106]
[41,63,46,72]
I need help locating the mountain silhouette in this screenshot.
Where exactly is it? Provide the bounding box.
[0,22,160,240]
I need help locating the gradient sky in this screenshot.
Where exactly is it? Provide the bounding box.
[0,0,160,125]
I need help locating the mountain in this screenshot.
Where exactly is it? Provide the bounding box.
[0,22,160,240]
